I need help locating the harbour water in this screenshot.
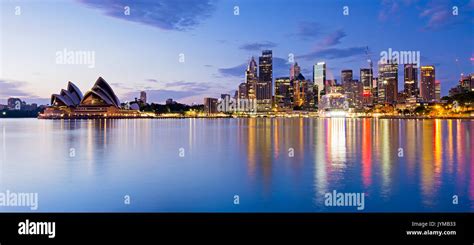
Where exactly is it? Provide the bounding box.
[0,118,472,212]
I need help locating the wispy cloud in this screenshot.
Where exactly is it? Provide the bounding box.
[318,29,346,47]
[0,80,32,98]
[110,82,134,90]
[0,80,48,104]
[295,21,321,40]
[418,1,473,30]
[78,0,218,31]
[419,2,452,30]
[164,81,212,92]
[379,0,402,21]
[218,63,247,78]
[298,46,366,61]
[145,79,158,83]
[239,41,277,51]
[378,0,471,30]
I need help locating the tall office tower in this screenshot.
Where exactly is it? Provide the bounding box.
[360,68,373,88]
[290,62,301,81]
[140,91,147,104]
[341,69,353,85]
[258,50,273,111]
[275,77,292,109]
[238,83,248,100]
[293,74,308,108]
[245,57,258,100]
[372,77,379,102]
[204,97,218,114]
[377,78,386,104]
[360,68,373,106]
[420,65,436,102]
[343,79,364,110]
[313,62,326,104]
[435,80,441,101]
[404,64,418,97]
[378,61,398,104]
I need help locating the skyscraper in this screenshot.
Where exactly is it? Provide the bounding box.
[360,68,373,88]
[258,50,273,111]
[378,62,398,104]
[313,62,326,104]
[341,70,353,85]
[435,80,441,101]
[360,68,373,106]
[245,57,258,100]
[290,62,301,81]
[204,97,218,114]
[343,79,363,110]
[275,77,292,109]
[140,91,147,104]
[420,65,436,102]
[404,64,418,98]
[238,83,248,100]
[293,73,308,108]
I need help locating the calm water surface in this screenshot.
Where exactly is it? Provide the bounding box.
[0,118,472,212]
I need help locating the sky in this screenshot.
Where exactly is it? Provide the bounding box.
[0,0,473,105]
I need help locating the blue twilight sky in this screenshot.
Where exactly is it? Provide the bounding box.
[0,0,473,105]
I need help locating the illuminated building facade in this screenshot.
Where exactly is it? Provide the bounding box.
[275,77,292,110]
[378,61,398,104]
[403,64,418,98]
[420,65,436,102]
[204,97,218,114]
[360,68,373,106]
[257,50,273,111]
[313,62,326,104]
[245,57,258,100]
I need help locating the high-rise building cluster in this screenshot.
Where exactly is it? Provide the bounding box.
[235,50,274,112]
[205,49,463,113]
[448,73,474,97]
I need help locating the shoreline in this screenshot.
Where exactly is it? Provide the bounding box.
[2,115,473,120]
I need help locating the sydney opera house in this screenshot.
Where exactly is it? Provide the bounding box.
[39,77,142,119]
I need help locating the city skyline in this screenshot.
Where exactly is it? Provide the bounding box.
[0,0,473,105]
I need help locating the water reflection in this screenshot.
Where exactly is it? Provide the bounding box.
[361,118,372,188]
[0,118,472,212]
